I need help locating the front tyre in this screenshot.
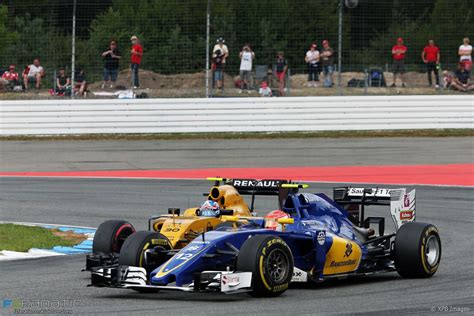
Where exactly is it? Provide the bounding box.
[236,235,293,297]
[118,231,172,293]
[394,222,441,278]
[92,220,135,254]
[118,231,172,274]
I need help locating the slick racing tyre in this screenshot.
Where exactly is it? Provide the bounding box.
[92,220,135,254]
[118,231,172,274]
[394,222,441,278]
[236,235,293,297]
[119,231,172,293]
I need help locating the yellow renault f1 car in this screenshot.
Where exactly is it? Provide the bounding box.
[85,178,306,271]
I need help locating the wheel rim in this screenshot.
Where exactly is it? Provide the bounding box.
[114,226,134,252]
[425,235,440,266]
[265,249,289,283]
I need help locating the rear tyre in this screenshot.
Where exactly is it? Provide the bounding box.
[119,231,172,293]
[394,222,441,278]
[92,220,135,254]
[236,235,293,297]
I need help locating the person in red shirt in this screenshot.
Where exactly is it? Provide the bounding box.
[130,35,143,89]
[1,65,20,91]
[422,40,440,88]
[391,37,407,87]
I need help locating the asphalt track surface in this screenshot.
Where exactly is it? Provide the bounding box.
[1,137,473,172]
[1,178,473,315]
[0,137,473,315]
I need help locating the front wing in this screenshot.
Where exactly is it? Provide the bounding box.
[90,265,252,294]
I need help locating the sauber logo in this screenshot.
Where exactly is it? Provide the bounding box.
[222,275,240,287]
[403,194,411,207]
[317,231,326,245]
[400,211,414,220]
[344,243,353,258]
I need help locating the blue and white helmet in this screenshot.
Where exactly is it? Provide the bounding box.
[199,200,220,217]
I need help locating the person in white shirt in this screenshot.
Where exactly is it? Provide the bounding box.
[259,81,272,97]
[458,37,472,71]
[305,43,320,87]
[22,58,45,90]
[239,44,255,93]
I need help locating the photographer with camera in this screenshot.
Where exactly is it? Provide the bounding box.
[239,44,255,93]
[212,49,224,91]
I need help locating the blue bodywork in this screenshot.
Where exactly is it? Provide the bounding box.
[150,192,367,287]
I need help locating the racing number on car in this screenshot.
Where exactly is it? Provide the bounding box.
[174,253,193,260]
[164,227,180,232]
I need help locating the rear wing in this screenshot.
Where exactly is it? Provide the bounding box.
[207,177,308,211]
[333,187,416,230]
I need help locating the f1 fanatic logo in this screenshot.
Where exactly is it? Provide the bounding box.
[344,242,353,257]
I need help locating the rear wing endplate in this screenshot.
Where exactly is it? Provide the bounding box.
[333,187,416,230]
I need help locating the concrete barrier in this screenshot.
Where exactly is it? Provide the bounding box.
[1,95,472,135]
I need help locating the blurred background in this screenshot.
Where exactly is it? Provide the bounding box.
[0,0,473,98]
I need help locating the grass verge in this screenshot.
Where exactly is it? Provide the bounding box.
[0,224,86,252]
[0,129,473,141]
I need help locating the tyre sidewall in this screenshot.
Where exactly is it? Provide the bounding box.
[118,231,172,274]
[93,220,135,254]
[237,235,293,297]
[394,222,441,278]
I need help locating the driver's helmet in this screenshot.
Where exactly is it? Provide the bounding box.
[264,210,290,231]
[199,200,221,217]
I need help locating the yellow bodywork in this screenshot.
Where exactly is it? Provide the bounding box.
[151,184,253,248]
[323,235,362,275]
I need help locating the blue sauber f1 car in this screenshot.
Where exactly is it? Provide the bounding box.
[90,178,441,297]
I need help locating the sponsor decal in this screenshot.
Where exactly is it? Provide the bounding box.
[291,268,308,282]
[317,231,326,245]
[348,188,391,197]
[221,275,240,287]
[400,211,414,220]
[344,242,353,258]
[232,179,280,188]
[403,194,410,207]
[151,238,169,246]
[329,259,356,267]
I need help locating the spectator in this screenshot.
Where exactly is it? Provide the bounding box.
[421,40,440,88]
[458,37,472,71]
[321,40,334,87]
[259,81,272,97]
[305,43,320,87]
[1,65,19,91]
[130,35,143,89]
[213,37,229,64]
[212,49,224,91]
[23,58,45,90]
[239,44,255,93]
[442,70,452,89]
[451,62,474,92]
[102,40,122,89]
[55,67,70,96]
[73,67,87,96]
[391,37,407,87]
[275,52,288,96]
[213,37,228,89]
